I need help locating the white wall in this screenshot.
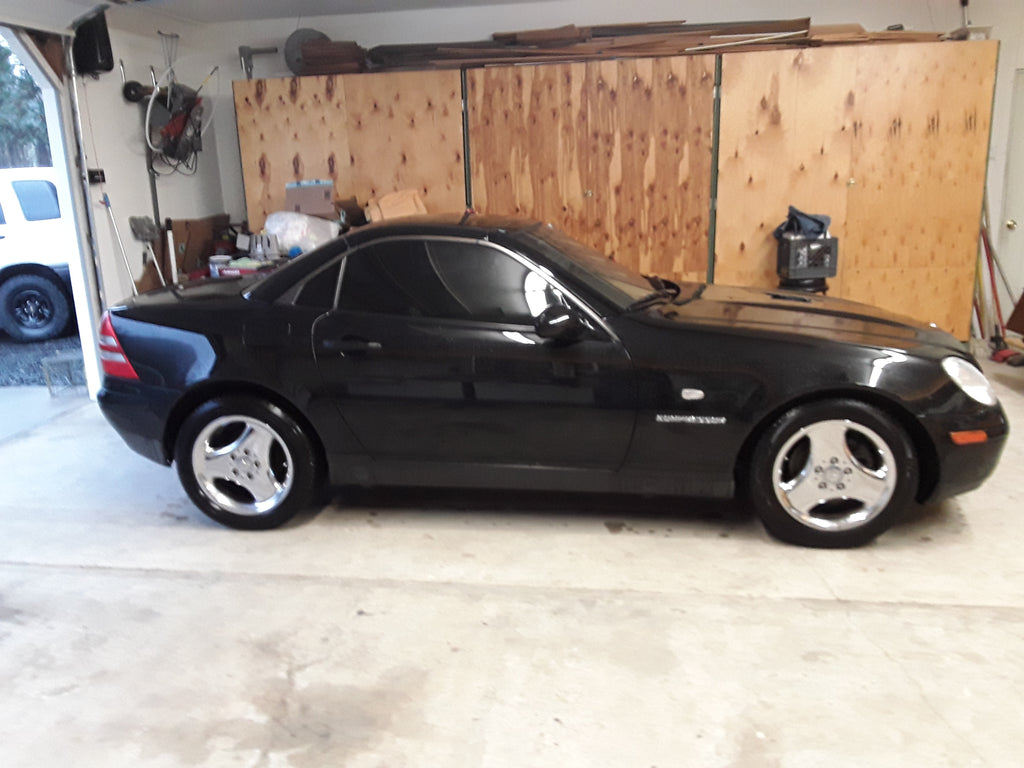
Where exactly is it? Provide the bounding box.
[75,20,226,304]
[88,0,1024,306]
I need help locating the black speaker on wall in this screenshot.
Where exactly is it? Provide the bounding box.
[73,10,114,75]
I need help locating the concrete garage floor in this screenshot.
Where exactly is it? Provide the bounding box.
[0,366,1022,768]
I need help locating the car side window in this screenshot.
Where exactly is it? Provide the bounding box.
[338,239,433,316]
[12,180,60,221]
[338,238,566,324]
[295,260,342,309]
[425,240,567,324]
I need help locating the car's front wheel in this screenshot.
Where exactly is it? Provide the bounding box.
[174,396,319,529]
[748,399,918,548]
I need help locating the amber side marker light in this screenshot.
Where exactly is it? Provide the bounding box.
[949,430,988,446]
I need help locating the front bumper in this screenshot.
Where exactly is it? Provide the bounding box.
[921,402,1009,503]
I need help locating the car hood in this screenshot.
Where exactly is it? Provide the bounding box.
[653,284,966,353]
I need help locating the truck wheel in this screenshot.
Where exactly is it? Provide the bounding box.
[0,274,71,342]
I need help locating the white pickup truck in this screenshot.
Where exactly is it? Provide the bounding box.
[0,166,76,341]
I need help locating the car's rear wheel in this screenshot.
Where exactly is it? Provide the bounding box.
[174,396,319,529]
[748,399,918,548]
[0,273,71,342]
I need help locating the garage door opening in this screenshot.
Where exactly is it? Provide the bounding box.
[0,26,100,414]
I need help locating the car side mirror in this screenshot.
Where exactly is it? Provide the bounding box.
[535,304,586,344]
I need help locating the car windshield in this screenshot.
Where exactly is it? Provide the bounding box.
[515,223,687,311]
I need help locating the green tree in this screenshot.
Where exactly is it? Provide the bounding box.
[0,32,51,168]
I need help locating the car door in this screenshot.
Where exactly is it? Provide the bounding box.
[312,236,636,469]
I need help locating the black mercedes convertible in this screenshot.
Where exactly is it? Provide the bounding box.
[97,215,1007,547]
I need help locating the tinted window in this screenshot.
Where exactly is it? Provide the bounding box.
[0,202,5,225]
[338,239,431,316]
[295,261,341,309]
[339,239,564,324]
[12,180,60,221]
[516,224,654,310]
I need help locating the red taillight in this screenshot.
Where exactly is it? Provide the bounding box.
[98,311,140,381]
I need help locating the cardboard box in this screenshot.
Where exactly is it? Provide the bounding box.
[285,180,335,217]
[365,189,427,222]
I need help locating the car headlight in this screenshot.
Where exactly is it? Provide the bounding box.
[942,357,998,406]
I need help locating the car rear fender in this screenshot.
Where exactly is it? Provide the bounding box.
[162,380,329,483]
[732,387,940,503]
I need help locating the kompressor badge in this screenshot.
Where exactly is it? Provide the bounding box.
[656,414,727,425]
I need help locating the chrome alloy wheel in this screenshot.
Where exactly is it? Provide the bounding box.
[771,418,896,532]
[191,415,295,517]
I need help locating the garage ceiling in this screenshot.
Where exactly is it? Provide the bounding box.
[0,0,534,34]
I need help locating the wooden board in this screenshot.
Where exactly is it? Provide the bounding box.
[341,71,466,212]
[584,57,715,280]
[716,47,857,292]
[468,56,714,282]
[715,41,997,338]
[233,71,465,231]
[467,62,590,237]
[844,41,997,339]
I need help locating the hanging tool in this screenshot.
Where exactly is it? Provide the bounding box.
[973,249,987,341]
[100,193,138,297]
[981,192,1020,300]
[129,216,166,287]
[165,217,179,284]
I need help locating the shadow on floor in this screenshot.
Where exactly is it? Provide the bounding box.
[313,485,762,540]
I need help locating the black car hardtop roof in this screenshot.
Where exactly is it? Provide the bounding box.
[348,212,542,241]
[246,213,546,303]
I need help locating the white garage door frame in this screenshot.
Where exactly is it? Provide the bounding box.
[4,27,104,396]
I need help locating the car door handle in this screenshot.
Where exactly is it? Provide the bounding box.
[322,336,383,355]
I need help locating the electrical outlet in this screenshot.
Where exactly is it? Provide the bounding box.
[88,168,106,184]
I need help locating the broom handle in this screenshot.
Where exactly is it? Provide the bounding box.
[102,194,138,297]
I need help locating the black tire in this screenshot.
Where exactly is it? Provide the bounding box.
[174,396,320,530]
[748,399,918,548]
[0,273,71,342]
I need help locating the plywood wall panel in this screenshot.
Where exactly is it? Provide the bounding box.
[716,47,857,292]
[234,43,995,339]
[342,71,466,213]
[234,70,465,231]
[585,56,714,281]
[467,63,590,238]
[715,41,996,338]
[234,77,352,231]
[468,57,714,282]
[844,41,997,339]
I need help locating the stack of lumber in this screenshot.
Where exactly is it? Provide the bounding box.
[296,40,367,75]
[296,19,944,75]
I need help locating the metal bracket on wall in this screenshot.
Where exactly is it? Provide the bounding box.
[238,46,280,80]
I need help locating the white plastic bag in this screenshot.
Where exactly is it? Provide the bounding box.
[264,211,341,254]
